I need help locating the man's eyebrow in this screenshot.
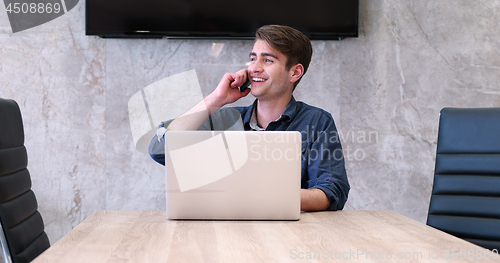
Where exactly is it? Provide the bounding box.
[249,52,279,59]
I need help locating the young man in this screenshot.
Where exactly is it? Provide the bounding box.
[149,25,349,211]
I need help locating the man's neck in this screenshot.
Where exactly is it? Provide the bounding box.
[256,95,292,129]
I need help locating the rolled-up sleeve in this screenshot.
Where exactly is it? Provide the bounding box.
[148,121,171,165]
[148,108,245,166]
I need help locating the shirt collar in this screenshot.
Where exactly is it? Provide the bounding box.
[281,96,299,121]
[249,106,265,131]
[243,96,299,130]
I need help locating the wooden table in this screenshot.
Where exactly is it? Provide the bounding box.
[32,210,499,262]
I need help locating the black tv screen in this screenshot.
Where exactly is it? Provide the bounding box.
[86,0,358,40]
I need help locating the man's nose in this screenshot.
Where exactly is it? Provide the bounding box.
[248,60,263,74]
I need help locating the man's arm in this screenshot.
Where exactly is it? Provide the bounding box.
[167,69,250,131]
[301,115,350,211]
[149,69,250,165]
[300,188,330,211]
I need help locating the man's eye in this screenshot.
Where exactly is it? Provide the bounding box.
[250,57,256,62]
[266,59,273,63]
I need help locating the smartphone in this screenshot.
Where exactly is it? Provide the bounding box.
[239,71,251,92]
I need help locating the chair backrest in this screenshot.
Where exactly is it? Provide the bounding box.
[427,107,500,251]
[0,98,50,263]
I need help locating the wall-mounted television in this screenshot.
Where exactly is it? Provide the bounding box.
[86,0,358,40]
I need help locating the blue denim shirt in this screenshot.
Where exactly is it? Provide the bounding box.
[149,97,350,210]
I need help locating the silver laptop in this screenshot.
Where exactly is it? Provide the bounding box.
[164,131,301,220]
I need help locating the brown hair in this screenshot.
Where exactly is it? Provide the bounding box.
[255,25,313,89]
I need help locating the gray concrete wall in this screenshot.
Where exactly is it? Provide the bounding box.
[0,0,499,242]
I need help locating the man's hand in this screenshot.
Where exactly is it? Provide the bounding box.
[205,69,251,112]
[300,188,330,211]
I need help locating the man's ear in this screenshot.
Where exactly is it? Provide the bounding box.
[289,64,304,84]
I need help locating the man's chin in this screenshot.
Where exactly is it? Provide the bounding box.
[250,89,263,98]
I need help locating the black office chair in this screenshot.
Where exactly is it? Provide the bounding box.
[427,107,500,251]
[0,98,50,263]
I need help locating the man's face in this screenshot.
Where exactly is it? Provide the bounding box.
[247,40,295,101]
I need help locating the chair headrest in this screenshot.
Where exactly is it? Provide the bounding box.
[0,98,25,149]
[438,107,500,154]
